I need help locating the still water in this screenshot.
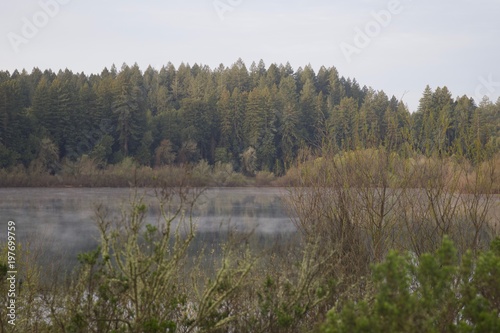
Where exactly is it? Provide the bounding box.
[0,187,295,271]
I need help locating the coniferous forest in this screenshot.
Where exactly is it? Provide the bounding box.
[1,59,500,183]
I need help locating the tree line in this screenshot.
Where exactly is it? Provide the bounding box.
[1,59,499,175]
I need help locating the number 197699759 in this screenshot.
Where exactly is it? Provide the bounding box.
[7,221,16,271]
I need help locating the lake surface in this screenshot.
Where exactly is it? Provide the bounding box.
[0,187,295,272]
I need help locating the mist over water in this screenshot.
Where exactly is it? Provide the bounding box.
[0,187,295,273]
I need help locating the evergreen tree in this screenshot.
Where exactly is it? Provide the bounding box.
[112,64,147,156]
[329,97,358,150]
[0,80,26,166]
[433,87,453,155]
[278,76,300,166]
[414,85,435,154]
[181,98,217,162]
[299,78,318,145]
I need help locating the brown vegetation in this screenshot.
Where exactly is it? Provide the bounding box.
[0,157,254,188]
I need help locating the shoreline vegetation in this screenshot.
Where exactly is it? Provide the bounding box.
[1,149,500,193]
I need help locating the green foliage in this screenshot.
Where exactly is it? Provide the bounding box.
[3,61,497,179]
[321,237,500,333]
[112,64,147,156]
[29,137,60,174]
[0,142,18,168]
[90,134,114,168]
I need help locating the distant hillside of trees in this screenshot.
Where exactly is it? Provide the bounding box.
[1,59,499,175]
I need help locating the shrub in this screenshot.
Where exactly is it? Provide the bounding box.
[191,160,212,186]
[255,171,275,186]
[212,162,235,186]
[224,172,248,187]
[320,237,500,333]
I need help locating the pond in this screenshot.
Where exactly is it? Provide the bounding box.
[0,187,296,274]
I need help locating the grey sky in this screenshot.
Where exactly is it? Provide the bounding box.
[1,0,499,111]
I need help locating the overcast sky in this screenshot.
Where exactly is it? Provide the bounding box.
[1,0,499,111]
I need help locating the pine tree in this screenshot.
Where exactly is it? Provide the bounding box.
[329,97,358,150]
[414,85,434,155]
[0,80,26,166]
[227,58,250,93]
[452,95,475,157]
[433,87,453,155]
[278,76,300,166]
[181,98,217,162]
[299,78,317,145]
[313,91,328,148]
[112,64,147,156]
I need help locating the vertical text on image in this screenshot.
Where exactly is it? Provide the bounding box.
[6,220,17,326]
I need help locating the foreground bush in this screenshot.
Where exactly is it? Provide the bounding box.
[321,237,500,333]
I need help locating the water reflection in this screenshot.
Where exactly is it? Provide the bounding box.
[0,187,295,272]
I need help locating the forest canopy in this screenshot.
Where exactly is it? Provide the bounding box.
[1,59,499,175]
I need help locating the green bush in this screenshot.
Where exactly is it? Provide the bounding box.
[321,237,500,333]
